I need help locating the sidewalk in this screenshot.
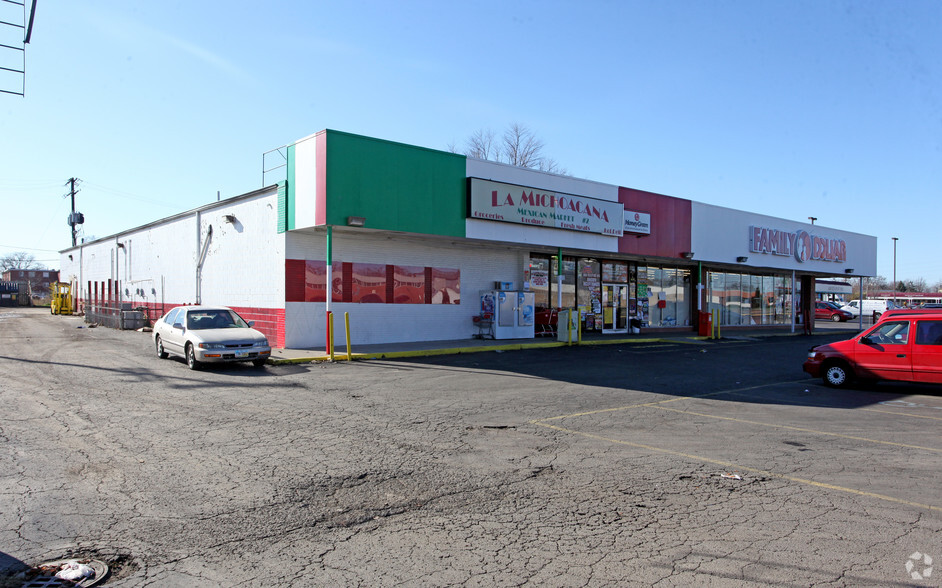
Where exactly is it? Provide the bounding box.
[268,325,846,364]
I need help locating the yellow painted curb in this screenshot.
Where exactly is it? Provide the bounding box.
[267,336,723,364]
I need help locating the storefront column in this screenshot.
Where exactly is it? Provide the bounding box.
[696,262,704,311]
[801,275,814,335]
[325,226,333,352]
[556,247,563,308]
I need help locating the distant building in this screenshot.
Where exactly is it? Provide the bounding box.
[1,269,59,302]
[815,279,853,302]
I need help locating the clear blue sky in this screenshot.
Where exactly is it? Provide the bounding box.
[2,1,939,285]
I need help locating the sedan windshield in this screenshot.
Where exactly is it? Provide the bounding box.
[186,310,248,330]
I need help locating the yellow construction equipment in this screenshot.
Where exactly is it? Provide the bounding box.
[50,281,73,315]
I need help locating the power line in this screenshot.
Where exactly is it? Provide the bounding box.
[0,244,61,252]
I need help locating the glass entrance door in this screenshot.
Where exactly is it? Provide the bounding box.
[602,284,629,333]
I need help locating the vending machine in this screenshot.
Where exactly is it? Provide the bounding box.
[480,289,535,339]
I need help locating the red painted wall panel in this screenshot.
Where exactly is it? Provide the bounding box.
[131,301,286,349]
[617,187,692,259]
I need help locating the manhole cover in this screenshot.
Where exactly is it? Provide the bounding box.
[17,559,108,588]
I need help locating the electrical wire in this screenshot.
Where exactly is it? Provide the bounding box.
[0,244,61,252]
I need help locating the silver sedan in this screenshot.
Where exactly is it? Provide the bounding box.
[152,306,271,369]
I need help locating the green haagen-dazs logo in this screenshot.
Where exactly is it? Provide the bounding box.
[905,552,933,581]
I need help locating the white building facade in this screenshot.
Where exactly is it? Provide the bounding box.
[60,129,878,348]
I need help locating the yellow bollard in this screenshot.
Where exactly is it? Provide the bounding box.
[328,312,335,362]
[344,312,352,361]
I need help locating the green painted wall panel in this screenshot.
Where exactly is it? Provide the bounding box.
[324,131,466,237]
[277,181,287,234]
[286,144,296,231]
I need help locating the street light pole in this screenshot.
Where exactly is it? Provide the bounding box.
[892,237,898,305]
[808,216,817,225]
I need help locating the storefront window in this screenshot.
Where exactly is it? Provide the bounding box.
[551,256,577,309]
[639,266,692,327]
[602,261,629,283]
[676,269,691,326]
[529,255,551,309]
[726,273,743,325]
[706,271,793,326]
[578,258,601,318]
[637,266,652,325]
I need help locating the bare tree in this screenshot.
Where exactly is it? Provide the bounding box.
[501,123,544,168]
[466,128,498,161]
[455,123,569,175]
[1,252,45,272]
[905,277,928,293]
[851,275,888,299]
[538,157,566,175]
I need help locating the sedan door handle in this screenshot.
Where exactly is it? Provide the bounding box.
[897,354,906,358]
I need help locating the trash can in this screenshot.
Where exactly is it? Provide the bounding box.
[698,311,712,337]
[630,318,642,334]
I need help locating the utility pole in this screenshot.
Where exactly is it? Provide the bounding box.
[65,177,83,247]
[69,177,77,246]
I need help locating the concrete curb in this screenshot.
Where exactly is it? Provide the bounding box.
[268,335,716,364]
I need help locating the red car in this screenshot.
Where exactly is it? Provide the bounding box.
[804,309,942,387]
[815,301,854,322]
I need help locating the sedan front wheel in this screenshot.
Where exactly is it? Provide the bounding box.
[186,343,200,370]
[155,336,168,359]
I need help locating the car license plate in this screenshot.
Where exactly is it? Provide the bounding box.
[236,351,248,358]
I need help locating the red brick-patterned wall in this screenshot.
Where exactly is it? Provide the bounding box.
[229,306,286,349]
[78,299,286,349]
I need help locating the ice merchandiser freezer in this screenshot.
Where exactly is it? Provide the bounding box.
[480,291,535,339]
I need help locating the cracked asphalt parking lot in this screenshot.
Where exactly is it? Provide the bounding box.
[1,307,940,587]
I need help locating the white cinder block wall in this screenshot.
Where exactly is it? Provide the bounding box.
[59,187,282,311]
[285,229,528,347]
[198,193,285,309]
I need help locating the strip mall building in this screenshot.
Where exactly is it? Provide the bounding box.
[59,130,877,348]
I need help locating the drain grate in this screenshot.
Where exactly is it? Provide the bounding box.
[21,577,72,588]
[16,559,108,588]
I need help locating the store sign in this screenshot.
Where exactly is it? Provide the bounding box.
[468,178,624,236]
[623,210,651,234]
[749,226,846,263]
